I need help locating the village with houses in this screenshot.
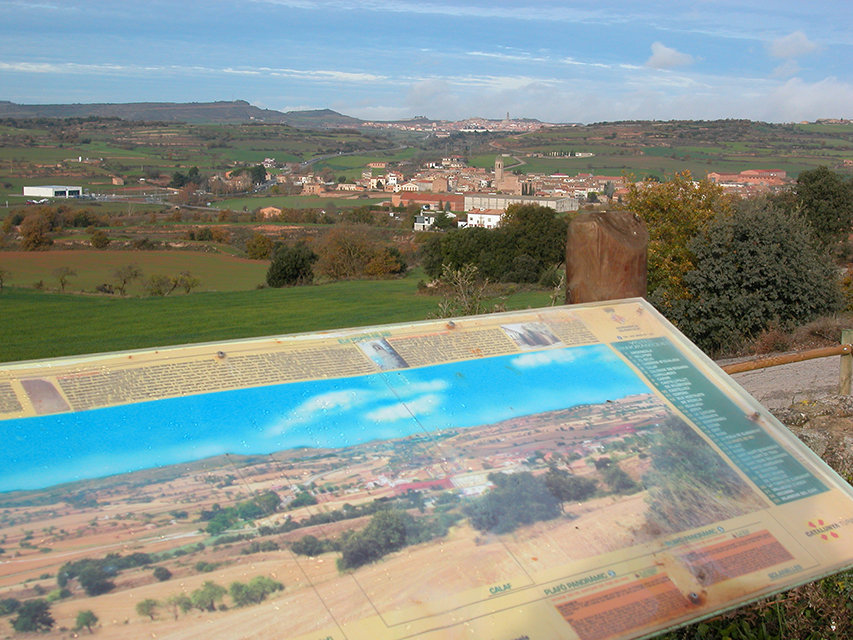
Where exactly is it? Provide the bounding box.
[27,154,794,233]
[243,154,793,232]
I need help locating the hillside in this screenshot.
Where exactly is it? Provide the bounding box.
[0,100,360,127]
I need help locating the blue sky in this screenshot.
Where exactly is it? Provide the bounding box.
[1,1,850,123]
[2,345,651,492]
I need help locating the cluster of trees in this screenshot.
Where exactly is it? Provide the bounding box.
[291,534,332,557]
[266,241,317,286]
[184,225,232,244]
[198,491,282,535]
[626,171,733,302]
[265,225,407,287]
[265,492,462,571]
[240,539,280,555]
[626,167,851,354]
[237,164,268,185]
[463,462,641,535]
[314,225,407,280]
[667,199,842,352]
[643,417,761,534]
[0,596,98,634]
[142,270,201,296]
[228,575,284,607]
[168,166,202,189]
[246,232,275,260]
[287,489,319,509]
[5,599,54,633]
[57,552,154,596]
[422,203,568,284]
[97,264,201,297]
[2,205,109,251]
[256,491,426,538]
[787,165,853,248]
[336,508,457,571]
[273,207,337,225]
[464,472,563,534]
[136,575,283,621]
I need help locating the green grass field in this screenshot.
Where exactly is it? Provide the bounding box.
[0,276,552,362]
[0,250,269,294]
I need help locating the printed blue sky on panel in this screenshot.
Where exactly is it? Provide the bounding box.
[2,345,651,492]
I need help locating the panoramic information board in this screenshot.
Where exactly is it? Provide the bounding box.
[2,299,853,640]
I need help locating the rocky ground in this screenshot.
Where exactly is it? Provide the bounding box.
[725,354,853,481]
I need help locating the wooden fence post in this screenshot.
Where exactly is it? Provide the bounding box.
[841,329,853,395]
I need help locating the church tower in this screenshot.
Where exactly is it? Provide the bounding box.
[494,155,504,185]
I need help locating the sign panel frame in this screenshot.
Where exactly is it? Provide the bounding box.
[1,299,852,640]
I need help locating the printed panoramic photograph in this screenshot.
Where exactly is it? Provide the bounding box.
[0,343,772,638]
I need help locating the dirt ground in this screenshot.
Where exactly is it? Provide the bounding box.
[725,355,841,410]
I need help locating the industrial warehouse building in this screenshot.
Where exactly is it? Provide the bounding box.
[23,185,84,199]
[462,194,579,213]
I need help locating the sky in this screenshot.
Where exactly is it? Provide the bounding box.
[0,1,851,124]
[2,345,651,492]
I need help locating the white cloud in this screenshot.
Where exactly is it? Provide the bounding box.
[223,68,262,76]
[366,394,441,422]
[772,59,800,78]
[469,51,549,63]
[249,0,607,23]
[763,76,853,122]
[343,104,412,121]
[405,79,457,115]
[449,74,555,91]
[561,58,612,69]
[768,31,818,58]
[645,42,694,69]
[1,2,72,10]
[512,349,578,369]
[266,67,387,83]
[266,389,367,435]
[295,389,365,415]
[326,67,853,126]
[400,379,450,395]
[0,60,388,86]
[265,378,449,435]
[0,61,126,74]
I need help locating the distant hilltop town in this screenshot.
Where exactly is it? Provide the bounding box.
[361,114,548,135]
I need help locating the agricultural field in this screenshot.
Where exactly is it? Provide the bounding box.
[482,120,853,180]
[0,250,269,294]
[0,118,402,205]
[0,271,551,362]
[2,114,851,363]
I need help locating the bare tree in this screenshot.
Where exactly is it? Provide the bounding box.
[52,266,76,293]
[111,263,142,296]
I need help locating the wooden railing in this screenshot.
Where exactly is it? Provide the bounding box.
[719,330,853,395]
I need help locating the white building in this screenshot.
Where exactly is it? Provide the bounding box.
[413,213,437,231]
[23,185,84,199]
[466,209,504,229]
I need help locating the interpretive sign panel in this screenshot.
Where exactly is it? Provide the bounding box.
[2,299,853,640]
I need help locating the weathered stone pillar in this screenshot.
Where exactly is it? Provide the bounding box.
[566,211,648,304]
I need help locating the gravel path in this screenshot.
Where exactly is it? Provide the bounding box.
[721,355,841,409]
